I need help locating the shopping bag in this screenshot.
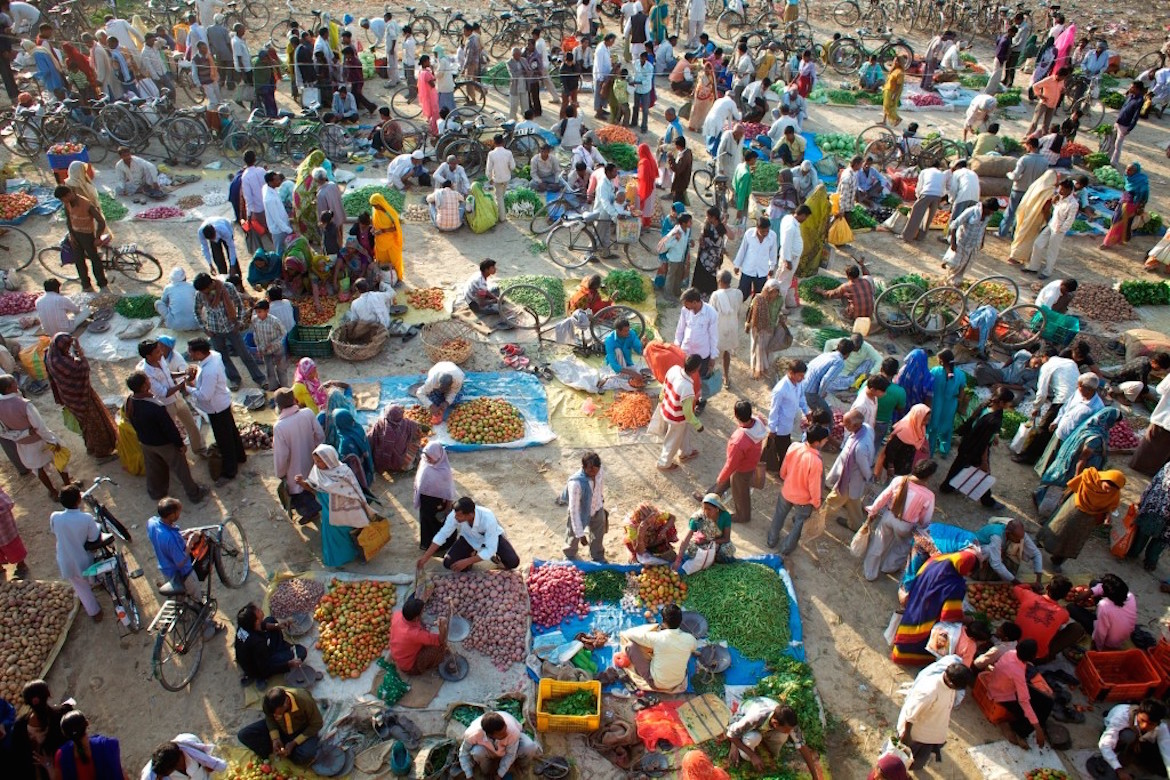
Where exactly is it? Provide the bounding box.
[246,214,268,236]
[1109,503,1138,558]
[61,408,81,435]
[51,443,71,473]
[352,516,391,563]
[752,461,767,490]
[767,318,793,351]
[849,520,871,558]
[880,737,914,768]
[947,466,996,501]
[827,216,854,246]
[804,506,827,542]
[1009,421,1031,454]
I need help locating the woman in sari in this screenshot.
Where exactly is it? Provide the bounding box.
[329,408,374,491]
[926,349,965,456]
[1038,467,1125,570]
[62,43,99,99]
[318,387,356,451]
[370,192,405,285]
[417,54,440,134]
[44,333,117,459]
[862,460,937,582]
[1129,461,1170,571]
[891,549,978,665]
[896,348,933,411]
[692,207,728,296]
[414,441,457,551]
[746,279,783,380]
[636,143,658,228]
[295,444,367,567]
[1036,407,1121,504]
[1102,163,1149,249]
[624,504,678,564]
[567,273,611,313]
[293,150,326,244]
[368,404,421,474]
[687,61,716,133]
[0,486,28,579]
[881,56,905,127]
[898,522,978,605]
[246,247,284,289]
[877,403,931,478]
[292,357,327,413]
[1007,169,1058,264]
[282,236,312,295]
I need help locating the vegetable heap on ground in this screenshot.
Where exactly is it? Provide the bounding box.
[1100,90,1126,109]
[542,688,597,716]
[425,570,529,669]
[527,563,588,628]
[797,276,840,303]
[98,193,129,221]
[294,298,336,325]
[594,124,638,145]
[312,579,397,678]
[269,576,326,619]
[605,269,648,303]
[605,392,653,430]
[631,566,688,612]
[801,305,826,326]
[814,133,856,157]
[502,275,566,317]
[749,162,781,194]
[683,562,792,668]
[0,291,38,315]
[113,294,158,319]
[504,187,543,217]
[1082,152,1110,170]
[582,569,626,603]
[0,579,75,702]
[406,288,445,311]
[451,697,526,726]
[134,206,185,220]
[1025,770,1069,780]
[598,142,638,171]
[748,656,825,752]
[1119,280,1170,306]
[1108,418,1141,450]
[447,398,525,444]
[967,581,1018,621]
[999,409,1028,441]
[1094,165,1125,189]
[0,191,37,221]
[223,758,317,780]
[846,206,877,229]
[996,88,1022,107]
[239,422,273,450]
[342,185,405,217]
[960,279,1015,309]
[1073,284,1137,322]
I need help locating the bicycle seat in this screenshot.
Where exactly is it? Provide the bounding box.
[501,119,516,131]
[713,174,728,184]
[159,580,186,597]
[768,22,779,29]
[500,12,512,19]
[310,8,322,16]
[128,97,148,107]
[62,98,81,109]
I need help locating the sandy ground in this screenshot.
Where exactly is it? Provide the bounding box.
[4,3,1170,778]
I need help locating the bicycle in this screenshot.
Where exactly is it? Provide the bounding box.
[545,213,660,272]
[38,239,164,285]
[1058,72,1106,131]
[831,0,890,31]
[826,28,914,74]
[221,0,272,34]
[691,161,730,215]
[857,123,965,169]
[269,3,325,46]
[78,477,144,634]
[389,78,487,121]
[0,226,36,271]
[238,108,352,164]
[148,517,249,691]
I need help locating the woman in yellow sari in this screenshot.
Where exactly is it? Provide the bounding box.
[882,56,905,127]
[370,193,404,285]
[687,61,716,133]
[1007,170,1058,265]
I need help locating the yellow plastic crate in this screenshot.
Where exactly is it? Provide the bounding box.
[535,679,601,733]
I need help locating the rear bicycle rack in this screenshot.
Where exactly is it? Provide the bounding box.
[147,599,181,634]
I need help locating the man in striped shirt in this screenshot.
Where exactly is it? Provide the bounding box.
[654,354,704,471]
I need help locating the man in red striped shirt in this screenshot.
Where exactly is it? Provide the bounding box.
[654,354,704,471]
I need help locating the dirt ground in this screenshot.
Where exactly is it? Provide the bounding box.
[3,3,1170,778]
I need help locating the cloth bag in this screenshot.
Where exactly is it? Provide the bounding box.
[804,506,827,542]
[352,516,391,562]
[768,317,794,352]
[849,520,871,558]
[1109,503,1138,558]
[51,443,71,473]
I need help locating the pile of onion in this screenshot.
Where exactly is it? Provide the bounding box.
[527,563,589,628]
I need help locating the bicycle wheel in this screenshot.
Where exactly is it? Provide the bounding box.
[880,42,914,70]
[319,124,352,161]
[162,116,210,163]
[507,134,538,170]
[832,0,861,26]
[992,304,1044,349]
[214,518,250,587]
[830,40,864,75]
[590,304,647,345]
[443,18,466,46]
[111,561,143,633]
[152,607,204,691]
[529,196,573,235]
[911,286,966,335]
[390,85,422,119]
[497,283,550,330]
[223,129,264,168]
[965,275,1019,310]
[0,226,35,270]
[177,70,204,104]
[286,127,320,160]
[454,80,486,111]
[444,137,485,178]
[692,168,715,207]
[873,282,926,333]
[917,139,964,169]
[546,222,595,269]
[1130,51,1167,79]
[411,15,440,49]
[270,17,297,42]
[115,249,164,283]
[625,235,660,272]
[243,0,270,30]
[856,124,895,161]
[9,118,43,159]
[73,127,110,165]
[37,246,81,281]
[1070,96,1105,131]
[716,11,746,41]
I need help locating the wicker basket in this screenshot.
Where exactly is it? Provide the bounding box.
[330,320,389,361]
[421,320,475,365]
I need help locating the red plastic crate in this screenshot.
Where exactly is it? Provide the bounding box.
[1077,650,1163,702]
[973,673,1012,725]
[1151,639,1170,670]
[1150,657,1170,700]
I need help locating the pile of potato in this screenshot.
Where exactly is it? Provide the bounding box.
[0,580,76,702]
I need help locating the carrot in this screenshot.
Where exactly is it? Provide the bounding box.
[604,392,653,430]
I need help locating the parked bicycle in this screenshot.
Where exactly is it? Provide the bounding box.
[78,477,143,634]
[0,226,36,271]
[691,162,730,215]
[38,239,164,284]
[827,28,914,74]
[545,213,659,272]
[857,123,965,170]
[148,517,249,691]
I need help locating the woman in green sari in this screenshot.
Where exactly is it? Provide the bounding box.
[295,444,367,568]
[293,150,327,245]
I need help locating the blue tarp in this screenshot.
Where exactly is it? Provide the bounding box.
[527,556,804,691]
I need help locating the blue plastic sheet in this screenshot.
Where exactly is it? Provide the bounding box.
[527,556,804,691]
[801,132,823,165]
[0,182,60,225]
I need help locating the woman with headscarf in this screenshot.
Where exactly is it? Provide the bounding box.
[417,53,439,134]
[64,161,100,214]
[891,549,978,665]
[1101,162,1149,249]
[0,486,28,579]
[768,169,800,220]
[926,349,965,457]
[44,333,117,460]
[636,143,658,228]
[368,404,421,474]
[318,387,356,446]
[686,60,716,133]
[292,150,326,244]
[414,441,457,551]
[862,459,938,582]
[1007,169,1058,264]
[329,408,374,491]
[295,444,368,567]
[877,403,931,478]
[291,357,327,413]
[896,348,933,411]
[1038,467,1125,570]
[370,192,405,285]
[882,55,905,127]
[1036,406,1122,502]
[23,39,66,99]
[567,273,611,314]
[746,279,783,381]
[692,207,729,296]
[1128,461,1170,572]
[624,503,678,564]
[61,42,99,98]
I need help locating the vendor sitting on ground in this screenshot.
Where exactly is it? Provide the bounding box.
[389,596,449,676]
[727,697,825,778]
[416,361,464,421]
[619,604,697,693]
[605,317,647,379]
[350,279,408,331]
[859,54,884,92]
[1104,352,1170,404]
[237,687,322,764]
[463,258,500,314]
[417,496,521,571]
[823,262,876,321]
[233,603,309,687]
[114,146,166,200]
[855,157,885,205]
[426,180,466,232]
[773,125,806,166]
[568,273,612,314]
[674,493,735,574]
[1034,277,1077,314]
[456,711,541,779]
[973,518,1044,587]
[1088,699,1170,780]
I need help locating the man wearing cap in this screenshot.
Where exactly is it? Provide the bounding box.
[386,149,427,190]
[897,656,973,770]
[727,698,824,777]
[417,361,465,420]
[273,387,323,522]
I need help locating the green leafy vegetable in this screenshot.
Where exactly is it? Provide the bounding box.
[1119,280,1170,307]
[1137,212,1164,236]
[582,570,626,602]
[887,273,930,289]
[114,294,159,319]
[989,210,1004,228]
[846,206,877,229]
[1000,409,1028,440]
[1070,219,1092,233]
[1100,90,1126,109]
[597,142,638,171]
[1083,152,1110,170]
[342,185,404,218]
[481,62,509,90]
[682,563,792,669]
[750,162,781,194]
[604,269,648,303]
[98,192,128,221]
[996,88,1022,107]
[825,89,858,105]
[1094,165,1124,189]
[959,73,990,88]
[881,193,903,208]
[748,656,826,752]
[1001,136,1024,155]
[504,187,543,212]
[542,688,597,716]
[813,327,851,350]
[801,305,825,326]
[500,274,566,317]
[450,696,526,726]
[797,275,840,303]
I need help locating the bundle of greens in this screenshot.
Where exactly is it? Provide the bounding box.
[847,206,877,229]
[1118,280,1170,307]
[114,294,159,319]
[542,688,597,716]
[501,275,567,316]
[1000,409,1028,440]
[797,276,840,303]
[98,192,129,221]
[1100,91,1126,109]
[801,306,826,326]
[605,269,648,303]
[582,570,625,602]
[749,162,781,193]
[1001,136,1024,155]
[597,142,638,171]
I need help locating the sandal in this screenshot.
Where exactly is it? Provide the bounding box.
[504,355,530,369]
[500,343,525,357]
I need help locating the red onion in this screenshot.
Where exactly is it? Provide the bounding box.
[526,564,587,629]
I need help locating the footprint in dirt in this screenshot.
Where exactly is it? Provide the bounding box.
[89,675,104,691]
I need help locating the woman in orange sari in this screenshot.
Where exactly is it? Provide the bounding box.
[370,193,404,285]
[687,61,716,133]
[636,143,658,228]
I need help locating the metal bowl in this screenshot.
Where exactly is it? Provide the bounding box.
[438,652,469,682]
[680,611,708,639]
[286,611,313,638]
[311,743,353,777]
[697,645,731,674]
[447,615,471,643]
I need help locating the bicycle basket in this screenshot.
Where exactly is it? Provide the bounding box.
[190,533,213,581]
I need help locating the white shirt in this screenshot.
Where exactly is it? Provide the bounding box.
[674,302,719,359]
[1036,356,1079,406]
[190,351,231,414]
[1151,374,1170,431]
[35,291,79,336]
[742,80,765,106]
[917,167,946,197]
[350,290,397,328]
[433,163,470,195]
[593,42,612,80]
[1053,391,1103,440]
[8,2,39,34]
[240,164,266,214]
[897,654,962,745]
[313,35,334,63]
[386,153,416,183]
[262,185,291,234]
[1050,193,1078,235]
[231,33,251,71]
[137,358,184,407]
[115,156,159,190]
[778,214,803,276]
[433,505,507,559]
[949,167,980,205]
[566,466,605,537]
[186,22,208,54]
[572,144,606,170]
[967,93,997,121]
[733,229,777,277]
[689,0,706,20]
[1099,704,1170,772]
[768,115,800,144]
[1034,279,1064,309]
[269,300,295,334]
[418,361,465,406]
[850,390,878,430]
[940,43,961,71]
[367,18,387,48]
[703,96,741,139]
[402,36,417,66]
[485,146,516,184]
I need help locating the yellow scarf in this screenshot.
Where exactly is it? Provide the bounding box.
[1068,467,1126,515]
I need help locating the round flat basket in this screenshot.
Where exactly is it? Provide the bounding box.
[330,320,390,361]
[421,320,475,365]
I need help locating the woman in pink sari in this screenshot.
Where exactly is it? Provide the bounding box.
[417,54,440,135]
[1053,24,1077,72]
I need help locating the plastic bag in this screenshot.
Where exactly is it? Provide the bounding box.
[881,737,914,768]
[1110,503,1138,558]
[1009,421,1031,454]
[51,443,71,473]
[828,216,854,246]
[849,521,871,558]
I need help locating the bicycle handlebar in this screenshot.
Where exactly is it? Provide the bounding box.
[80,476,117,499]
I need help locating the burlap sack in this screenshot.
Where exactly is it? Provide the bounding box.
[970,154,1018,178]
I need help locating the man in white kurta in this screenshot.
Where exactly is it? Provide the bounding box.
[777,207,809,307]
[273,388,324,521]
[897,654,972,769]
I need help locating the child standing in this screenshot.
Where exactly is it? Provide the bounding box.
[251,299,289,391]
[402,25,418,100]
[709,270,744,388]
[608,67,631,126]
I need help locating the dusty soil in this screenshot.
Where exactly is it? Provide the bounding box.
[3,3,1170,778]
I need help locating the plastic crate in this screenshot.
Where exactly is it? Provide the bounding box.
[287,324,333,358]
[1151,655,1170,699]
[535,679,601,733]
[973,672,1012,725]
[1077,650,1163,702]
[1032,305,1080,346]
[47,147,89,171]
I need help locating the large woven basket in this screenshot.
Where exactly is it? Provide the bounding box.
[421,320,475,365]
[330,320,389,361]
